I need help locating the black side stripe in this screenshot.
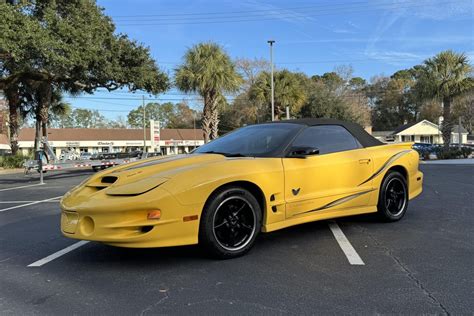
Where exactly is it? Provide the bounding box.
[299,189,376,215]
[358,150,411,186]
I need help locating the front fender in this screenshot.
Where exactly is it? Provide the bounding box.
[160,158,286,226]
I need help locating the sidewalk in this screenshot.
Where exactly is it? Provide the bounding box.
[0,168,25,175]
[422,158,474,165]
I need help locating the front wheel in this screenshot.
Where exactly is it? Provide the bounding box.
[377,171,408,222]
[199,187,262,259]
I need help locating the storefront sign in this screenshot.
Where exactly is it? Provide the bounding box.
[98,141,114,146]
[150,120,161,151]
[164,140,201,146]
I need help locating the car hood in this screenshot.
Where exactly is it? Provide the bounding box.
[84,154,226,196]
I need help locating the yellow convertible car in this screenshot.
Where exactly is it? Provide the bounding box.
[61,119,423,258]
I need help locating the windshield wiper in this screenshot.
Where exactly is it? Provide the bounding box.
[200,151,247,157]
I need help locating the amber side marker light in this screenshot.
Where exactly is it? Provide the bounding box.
[183,215,198,222]
[147,210,161,220]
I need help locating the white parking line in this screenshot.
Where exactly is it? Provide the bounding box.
[328,221,365,265]
[28,241,90,267]
[0,200,60,204]
[0,196,62,212]
[0,183,45,192]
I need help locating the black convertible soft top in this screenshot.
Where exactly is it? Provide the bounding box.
[270,118,383,148]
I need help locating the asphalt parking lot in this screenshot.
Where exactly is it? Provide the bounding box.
[0,164,472,315]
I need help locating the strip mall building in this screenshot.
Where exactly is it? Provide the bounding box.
[1,128,204,156]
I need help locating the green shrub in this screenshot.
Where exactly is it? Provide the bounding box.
[435,147,469,160]
[0,154,31,169]
[460,147,472,158]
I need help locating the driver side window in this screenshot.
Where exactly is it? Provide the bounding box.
[291,125,361,155]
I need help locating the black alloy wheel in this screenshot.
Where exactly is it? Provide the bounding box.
[377,171,408,222]
[200,186,262,259]
[212,196,256,251]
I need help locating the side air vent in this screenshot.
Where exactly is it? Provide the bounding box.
[101,176,118,184]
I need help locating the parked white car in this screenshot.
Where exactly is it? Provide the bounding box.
[59,150,80,161]
[80,152,93,160]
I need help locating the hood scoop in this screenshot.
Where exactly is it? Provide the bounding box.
[101,176,118,184]
[86,176,118,191]
[106,177,168,196]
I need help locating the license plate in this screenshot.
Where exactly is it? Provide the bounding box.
[61,211,79,234]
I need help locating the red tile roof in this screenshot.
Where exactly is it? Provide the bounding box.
[16,128,204,142]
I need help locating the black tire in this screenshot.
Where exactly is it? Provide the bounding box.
[377,171,408,222]
[199,186,262,259]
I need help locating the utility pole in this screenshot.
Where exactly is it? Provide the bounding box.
[458,116,462,149]
[267,40,275,121]
[142,95,146,153]
[193,112,196,142]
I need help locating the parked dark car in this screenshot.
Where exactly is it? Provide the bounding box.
[412,143,436,158]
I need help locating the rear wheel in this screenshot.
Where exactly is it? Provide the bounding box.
[199,186,262,259]
[377,171,408,222]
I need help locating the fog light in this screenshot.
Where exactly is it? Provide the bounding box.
[147,210,161,220]
[141,226,153,233]
[80,216,95,236]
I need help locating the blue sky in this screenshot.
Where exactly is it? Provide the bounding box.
[68,0,474,120]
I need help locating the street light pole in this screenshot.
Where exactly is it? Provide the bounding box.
[267,40,275,121]
[458,116,462,149]
[142,95,146,153]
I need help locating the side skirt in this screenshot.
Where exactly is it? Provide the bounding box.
[262,205,377,233]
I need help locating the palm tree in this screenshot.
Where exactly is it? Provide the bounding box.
[21,85,70,151]
[249,70,307,120]
[419,51,473,147]
[175,42,242,142]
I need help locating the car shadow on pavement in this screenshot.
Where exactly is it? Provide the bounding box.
[64,219,364,266]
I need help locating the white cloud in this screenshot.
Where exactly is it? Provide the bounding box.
[364,0,472,63]
[364,50,426,65]
[279,36,473,45]
[406,0,473,20]
[240,0,316,25]
[466,51,474,64]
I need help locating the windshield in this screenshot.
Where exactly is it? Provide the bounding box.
[194,123,302,157]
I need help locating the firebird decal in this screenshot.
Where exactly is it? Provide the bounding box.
[300,189,376,215]
[358,150,411,186]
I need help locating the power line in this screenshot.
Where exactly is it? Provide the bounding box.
[70,106,130,113]
[66,91,417,106]
[112,0,453,20]
[82,99,140,107]
[64,96,207,101]
[112,1,368,18]
[113,1,460,26]
[140,56,429,67]
[93,90,202,97]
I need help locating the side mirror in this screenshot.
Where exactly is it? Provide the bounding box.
[287,146,320,158]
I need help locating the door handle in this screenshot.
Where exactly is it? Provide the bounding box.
[359,159,371,164]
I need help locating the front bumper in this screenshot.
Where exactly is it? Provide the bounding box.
[60,187,202,248]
